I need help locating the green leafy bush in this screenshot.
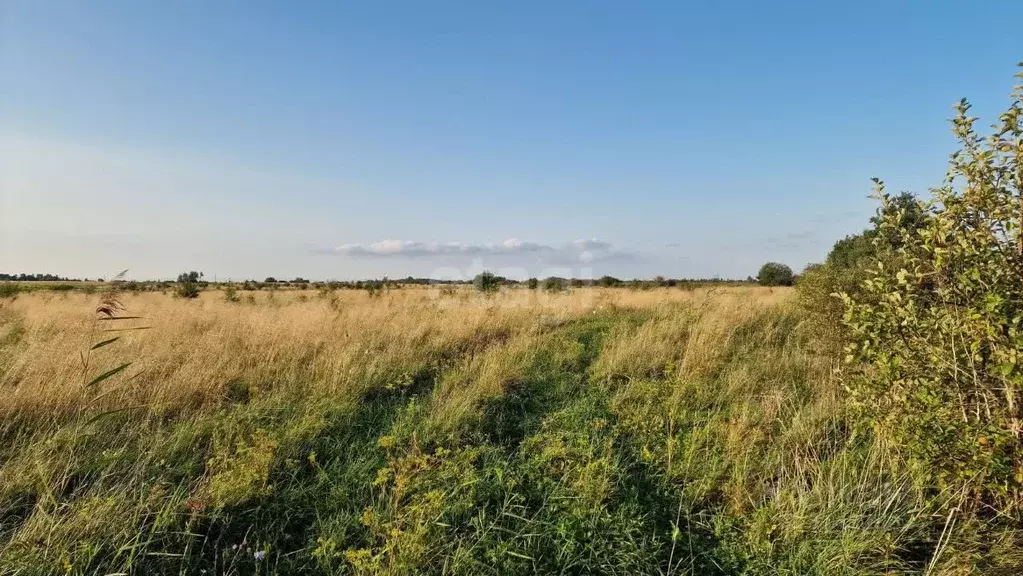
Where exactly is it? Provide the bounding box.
[797,192,928,355]
[829,192,927,270]
[0,282,20,299]
[543,277,566,292]
[756,262,793,286]
[365,280,385,298]
[223,284,239,303]
[174,271,203,299]
[794,263,852,354]
[472,271,501,292]
[843,71,1023,511]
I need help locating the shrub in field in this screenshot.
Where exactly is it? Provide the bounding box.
[174,270,203,299]
[829,192,927,269]
[794,263,860,355]
[472,271,501,292]
[797,192,929,355]
[0,282,20,299]
[365,280,385,298]
[223,284,239,303]
[526,277,539,290]
[756,262,794,286]
[843,70,1023,512]
[543,276,566,292]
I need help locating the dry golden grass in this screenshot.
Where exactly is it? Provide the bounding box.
[4,283,997,575]
[0,286,789,422]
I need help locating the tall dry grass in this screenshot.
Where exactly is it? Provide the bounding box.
[0,286,778,421]
[4,285,994,575]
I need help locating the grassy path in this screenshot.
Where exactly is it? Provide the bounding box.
[2,295,950,575]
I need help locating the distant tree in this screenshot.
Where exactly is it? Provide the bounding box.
[264,277,277,283]
[473,271,501,293]
[543,277,566,292]
[597,275,620,287]
[756,262,794,287]
[0,273,72,281]
[175,271,203,299]
[827,192,926,270]
[797,191,928,353]
[526,277,539,290]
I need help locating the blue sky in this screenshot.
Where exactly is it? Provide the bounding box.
[2,1,1021,280]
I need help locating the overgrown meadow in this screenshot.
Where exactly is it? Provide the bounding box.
[0,285,1008,575]
[2,65,1022,576]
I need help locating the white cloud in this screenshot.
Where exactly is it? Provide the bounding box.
[570,238,613,251]
[334,238,621,259]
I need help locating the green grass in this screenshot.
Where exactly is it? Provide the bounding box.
[0,300,1014,574]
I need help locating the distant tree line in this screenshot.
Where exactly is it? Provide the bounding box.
[470,272,753,292]
[5,271,760,296]
[0,273,79,281]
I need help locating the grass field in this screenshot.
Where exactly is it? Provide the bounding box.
[0,286,1010,574]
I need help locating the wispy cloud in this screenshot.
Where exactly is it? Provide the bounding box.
[334,238,631,261]
[570,238,613,252]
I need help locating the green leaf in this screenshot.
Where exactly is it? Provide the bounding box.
[505,550,534,560]
[90,337,120,350]
[85,362,131,388]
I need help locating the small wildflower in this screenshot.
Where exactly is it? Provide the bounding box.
[254,550,266,561]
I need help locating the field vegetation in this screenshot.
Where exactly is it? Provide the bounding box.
[0,66,1021,576]
[0,283,1013,574]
